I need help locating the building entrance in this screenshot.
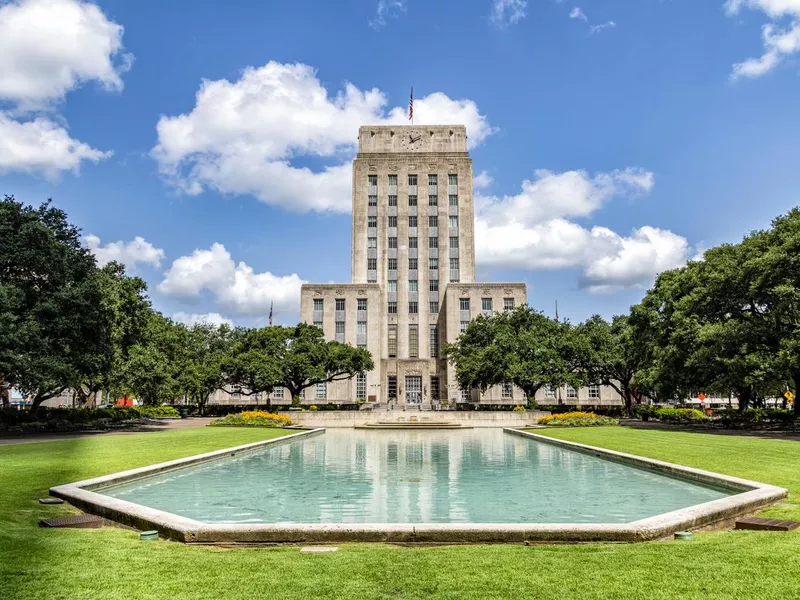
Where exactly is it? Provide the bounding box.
[405,376,422,404]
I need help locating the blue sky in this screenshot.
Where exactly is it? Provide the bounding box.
[2,0,800,327]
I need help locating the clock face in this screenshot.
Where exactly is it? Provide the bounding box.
[404,130,422,149]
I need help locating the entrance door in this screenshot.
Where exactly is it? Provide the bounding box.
[405,376,422,404]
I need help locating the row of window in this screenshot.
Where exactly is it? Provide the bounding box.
[386,325,441,358]
[369,216,459,229]
[381,195,459,207]
[544,385,601,399]
[313,298,368,311]
[376,257,460,271]
[374,236,460,250]
[459,298,516,311]
[369,174,458,186]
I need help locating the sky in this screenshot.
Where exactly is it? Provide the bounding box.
[2,0,800,328]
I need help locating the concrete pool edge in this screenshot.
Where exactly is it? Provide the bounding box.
[49,427,788,544]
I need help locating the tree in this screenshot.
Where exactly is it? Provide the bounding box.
[574,315,649,416]
[0,197,110,411]
[223,326,286,409]
[179,322,232,415]
[120,313,186,405]
[444,306,582,405]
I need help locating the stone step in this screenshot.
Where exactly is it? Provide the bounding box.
[39,514,104,529]
[734,517,799,532]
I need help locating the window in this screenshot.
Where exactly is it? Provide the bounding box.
[409,326,418,358]
[429,236,438,249]
[429,257,438,270]
[449,236,459,249]
[316,382,327,400]
[409,258,418,271]
[368,216,377,228]
[387,280,397,292]
[449,195,458,207]
[449,216,459,228]
[367,237,377,248]
[388,216,397,228]
[589,384,600,399]
[272,386,284,399]
[388,237,397,249]
[429,301,439,314]
[313,320,323,328]
[409,280,418,292]
[388,258,397,271]
[335,321,345,335]
[428,174,437,186]
[389,195,397,207]
[409,236,418,249]
[450,258,460,270]
[448,174,458,186]
[357,321,367,335]
[388,174,397,186]
[388,325,397,357]
[356,373,366,400]
[428,195,438,207]
[408,195,417,207]
[429,279,439,292]
[430,326,439,358]
[502,382,513,399]
[388,301,397,314]
[482,298,493,312]
[545,385,556,399]
[368,195,377,207]
[313,299,323,311]
[335,298,344,312]
[408,174,417,186]
[367,258,377,270]
[431,376,440,400]
[368,175,377,186]
[429,215,438,228]
[459,298,470,311]
[409,301,418,314]
[357,298,367,311]
[566,385,578,399]
[461,387,471,402]
[504,298,515,312]
[388,375,397,399]
[460,321,469,333]
[408,216,417,228]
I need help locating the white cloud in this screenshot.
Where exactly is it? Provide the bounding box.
[473,170,493,191]
[569,7,588,21]
[589,21,616,34]
[369,0,406,29]
[173,312,234,328]
[491,0,527,26]
[84,234,165,269]
[152,61,494,213]
[0,112,110,176]
[474,168,690,292]
[726,0,800,79]
[0,0,132,109]
[158,242,305,316]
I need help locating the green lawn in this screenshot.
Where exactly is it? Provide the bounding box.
[1,426,798,600]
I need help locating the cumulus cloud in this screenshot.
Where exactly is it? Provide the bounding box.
[474,168,690,293]
[0,0,128,175]
[152,62,494,214]
[0,113,110,176]
[173,312,234,328]
[158,242,305,316]
[726,0,800,79]
[569,7,588,21]
[369,0,406,29]
[473,170,493,191]
[490,0,527,26]
[0,0,132,109]
[84,234,165,269]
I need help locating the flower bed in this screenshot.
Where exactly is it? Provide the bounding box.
[209,410,293,428]
[537,411,619,427]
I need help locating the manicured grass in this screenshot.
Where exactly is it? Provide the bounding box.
[1,426,798,600]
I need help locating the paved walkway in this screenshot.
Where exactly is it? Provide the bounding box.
[0,417,215,446]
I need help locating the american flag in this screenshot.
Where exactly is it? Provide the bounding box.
[268,301,273,326]
[408,87,413,122]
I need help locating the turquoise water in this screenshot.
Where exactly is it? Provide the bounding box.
[101,429,733,524]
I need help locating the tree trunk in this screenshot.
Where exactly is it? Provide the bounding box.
[735,387,752,412]
[622,386,634,418]
[0,385,9,408]
[791,368,800,417]
[30,394,46,414]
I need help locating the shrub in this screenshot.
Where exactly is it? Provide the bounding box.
[654,407,708,423]
[209,410,293,428]
[309,405,319,411]
[537,411,619,427]
[513,405,526,412]
[718,408,797,428]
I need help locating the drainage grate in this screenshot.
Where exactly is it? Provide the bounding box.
[39,515,103,529]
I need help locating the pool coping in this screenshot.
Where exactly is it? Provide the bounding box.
[49,427,788,544]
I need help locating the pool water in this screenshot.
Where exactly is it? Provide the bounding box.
[101,429,732,524]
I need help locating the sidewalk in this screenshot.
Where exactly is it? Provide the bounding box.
[0,417,215,446]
